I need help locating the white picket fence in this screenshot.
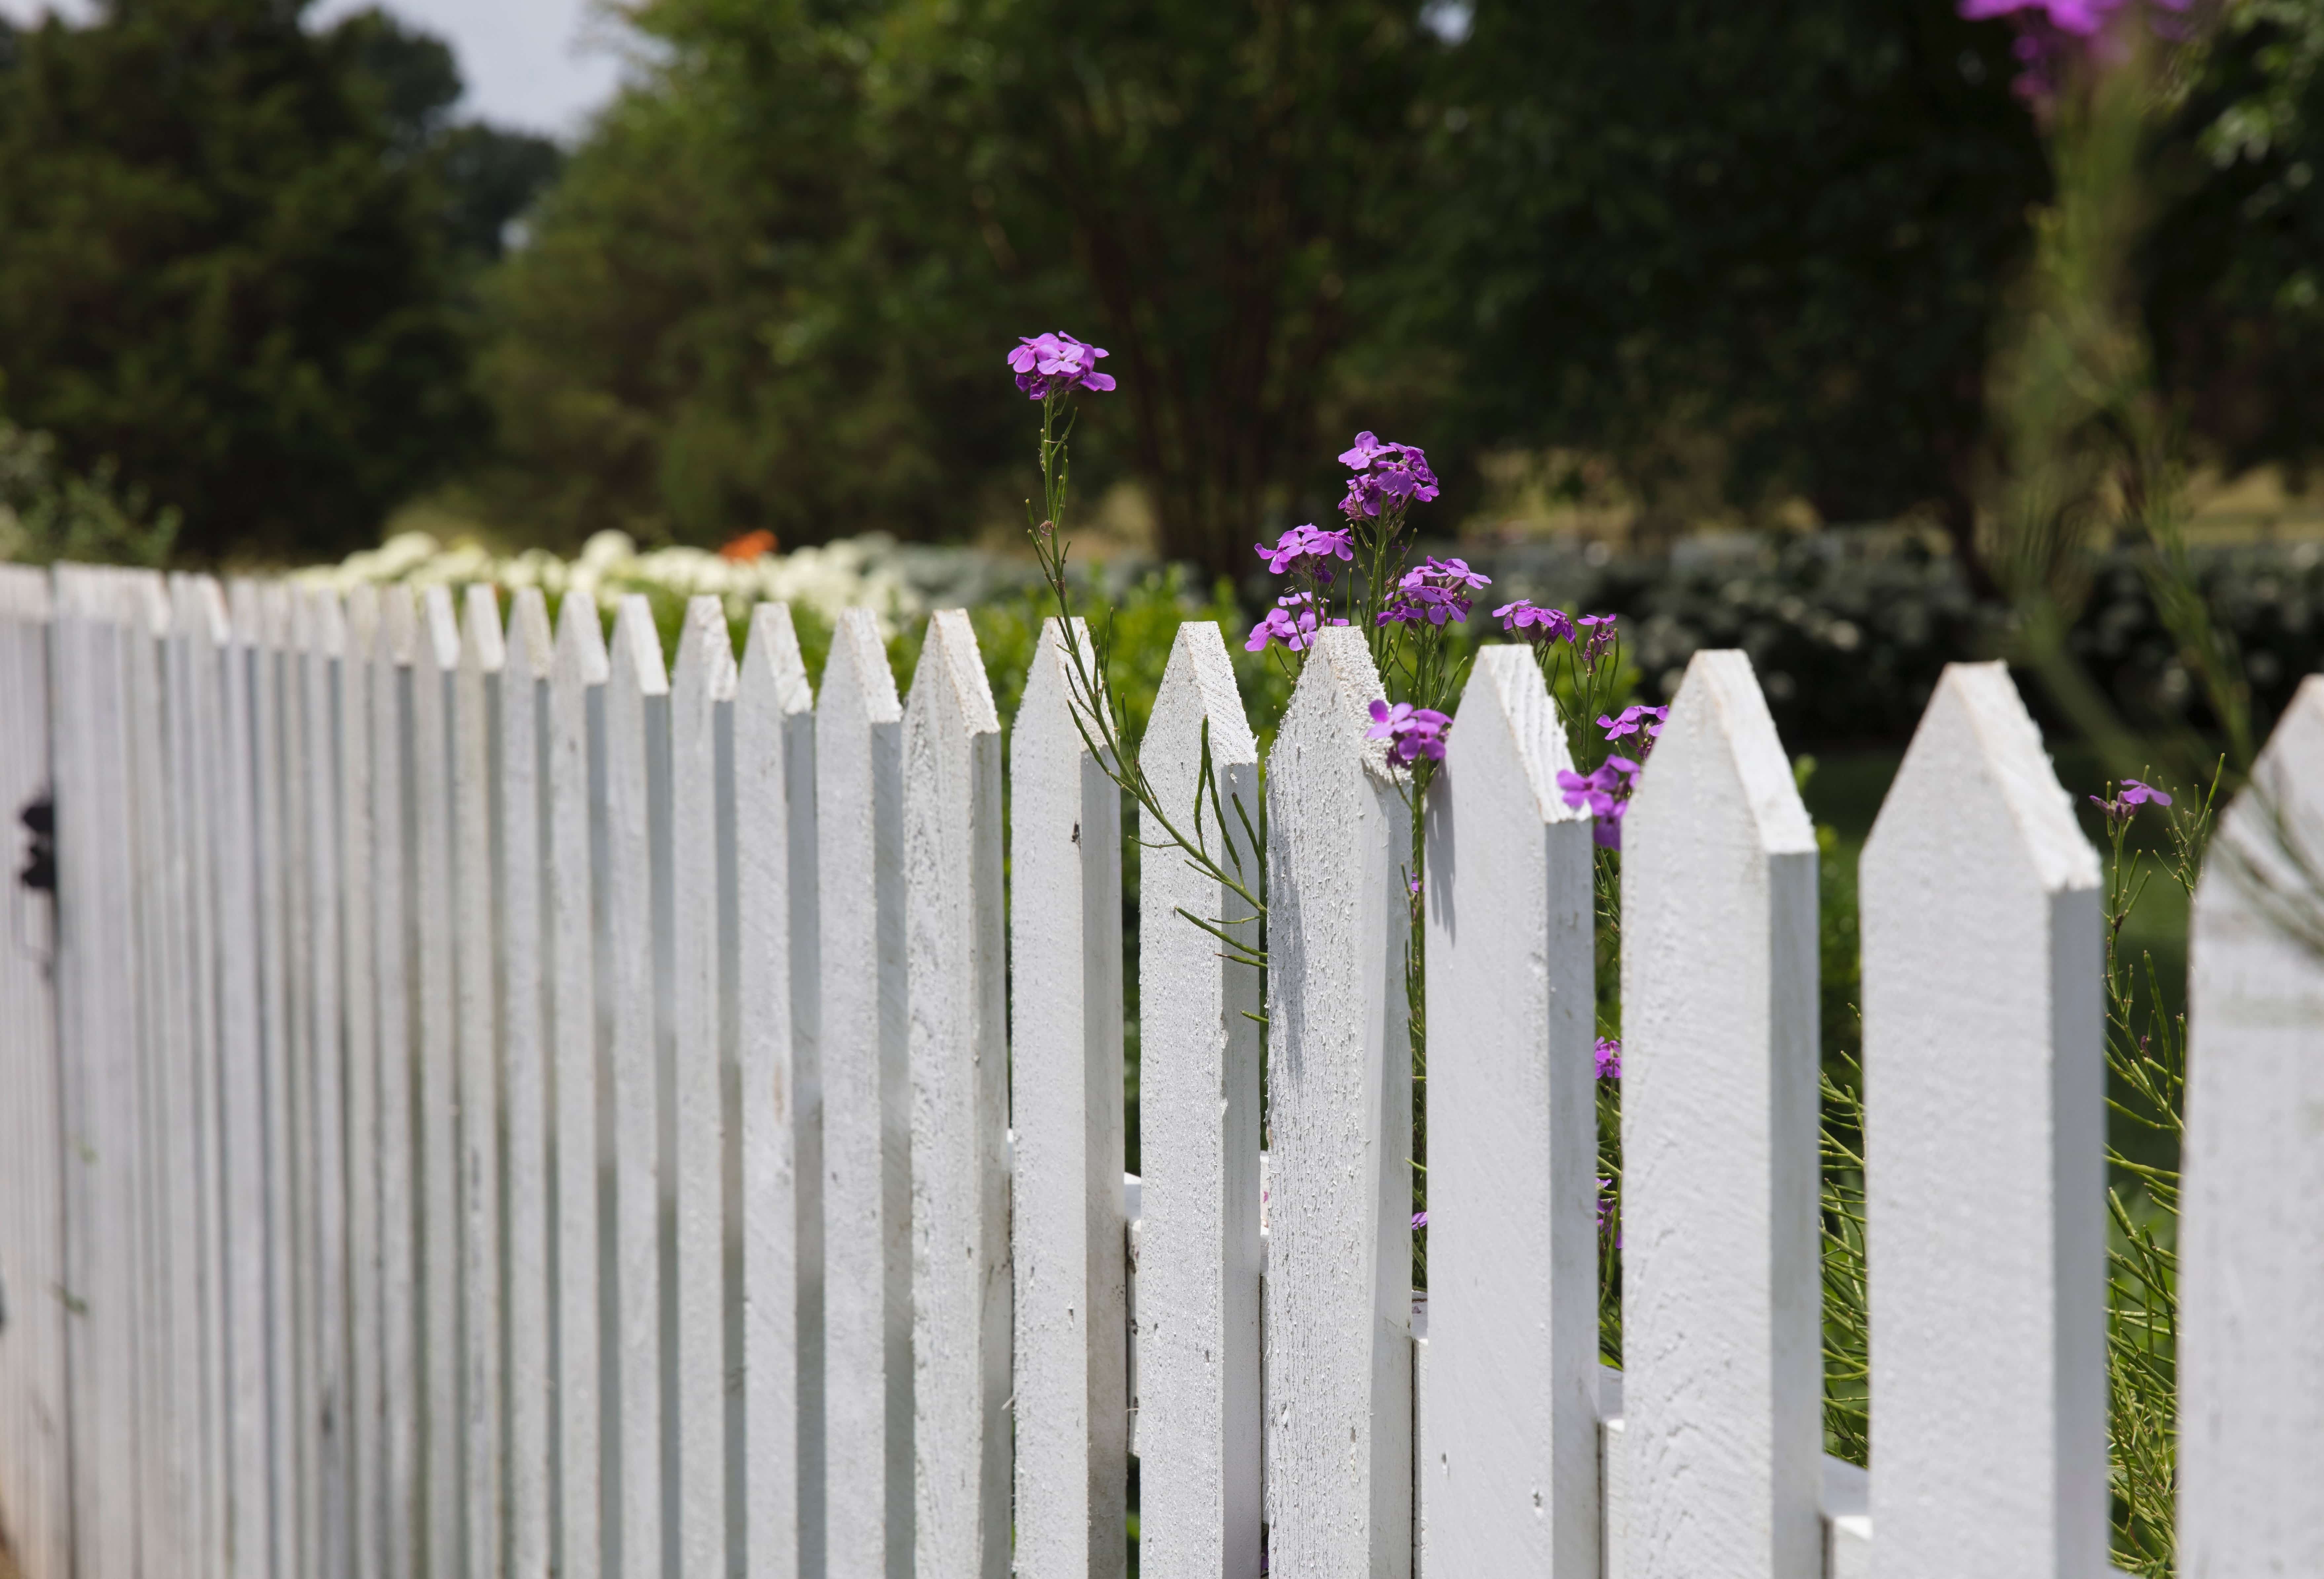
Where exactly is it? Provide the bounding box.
[0,561,2319,1579]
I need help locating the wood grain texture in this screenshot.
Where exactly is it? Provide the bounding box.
[1860,660,2106,1579]
[340,581,384,1579]
[1619,649,1820,1579]
[1420,645,1597,1578]
[303,588,352,1579]
[903,609,1011,1579]
[604,595,668,1579]
[734,603,820,1579]
[1132,622,1262,1579]
[672,597,736,1579]
[373,584,423,1579]
[1263,625,1412,1579]
[549,593,610,1579]
[816,607,912,1579]
[502,588,556,1579]
[2181,674,2324,1573]
[1009,618,1127,1579]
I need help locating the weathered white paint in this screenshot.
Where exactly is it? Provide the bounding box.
[671,597,735,1579]
[817,606,912,1579]
[304,588,352,1579]
[1420,645,1597,1578]
[904,609,1012,1579]
[549,591,610,1579]
[373,584,423,1579]
[1010,618,1127,1579]
[2181,674,2324,1573]
[604,594,668,1579]
[1621,648,1820,1579]
[1131,622,1263,1579]
[340,581,384,1579]
[734,602,819,1579]
[0,568,66,1579]
[1859,661,2105,1579]
[455,585,507,1579]
[502,587,556,1579]
[1263,625,1412,1579]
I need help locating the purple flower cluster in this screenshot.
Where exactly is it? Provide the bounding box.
[1556,754,1642,849]
[1493,600,1575,643]
[1597,1176,1618,1244]
[1598,704,1669,755]
[1368,699,1451,765]
[1254,522,1356,581]
[1379,556,1491,627]
[1245,591,1347,655]
[1594,1037,1622,1080]
[1958,0,2193,98]
[2090,777,2173,826]
[1006,332,1116,400]
[1338,430,1441,521]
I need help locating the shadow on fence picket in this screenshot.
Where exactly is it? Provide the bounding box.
[0,565,2316,1579]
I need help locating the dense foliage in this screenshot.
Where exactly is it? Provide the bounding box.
[0,0,557,564]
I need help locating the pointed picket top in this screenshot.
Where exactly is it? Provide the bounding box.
[553,588,610,684]
[419,584,460,677]
[673,594,737,707]
[344,582,378,661]
[228,577,264,647]
[1420,645,1596,1579]
[610,594,668,698]
[289,577,317,656]
[376,581,416,667]
[1859,660,2105,1579]
[739,601,814,718]
[120,567,169,638]
[1264,624,1413,1579]
[2180,675,2324,1571]
[825,603,900,722]
[1620,647,1821,1579]
[1136,619,1264,1579]
[507,587,553,681]
[263,577,299,658]
[1011,616,1128,1579]
[459,583,506,678]
[307,585,346,661]
[904,607,1010,1579]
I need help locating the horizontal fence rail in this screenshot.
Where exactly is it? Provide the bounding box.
[0,564,2316,1578]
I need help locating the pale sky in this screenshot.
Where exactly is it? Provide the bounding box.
[0,0,631,137]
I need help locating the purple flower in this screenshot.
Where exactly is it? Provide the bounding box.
[1493,600,1576,643]
[1379,555,1491,627]
[1575,612,1620,672]
[2089,777,2174,825]
[1597,1176,1619,1244]
[1958,0,2193,98]
[1255,522,1357,580]
[1411,1211,1428,1230]
[1594,1037,1622,1080]
[1598,704,1669,757]
[1006,332,1116,400]
[1367,699,1452,764]
[1245,591,1348,655]
[1556,753,1643,848]
[1337,432,1441,520]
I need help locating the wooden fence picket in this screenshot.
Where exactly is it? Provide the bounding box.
[1010,618,1126,1579]
[340,582,384,1579]
[733,601,820,1579]
[548,591,610,1579]
[903,609,1010,1579]
[816,606,911,1579]
[372,584,423,1579]
[2181,674,2324,1570]
[1263,624,1412,1579]
[303,588,353,1579]
[501,587,556,1579]
[604,594,669,1579]
[0,567,65,1579]
[1620,647,1820,1579]
[1860,660,2107,1578]
[453,585,507,1579]
[1419,645,1597,1578]
[1132,621,1262,1579]
[671,597,735,1579]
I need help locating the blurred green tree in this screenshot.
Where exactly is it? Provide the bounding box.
[0,0,558,564]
